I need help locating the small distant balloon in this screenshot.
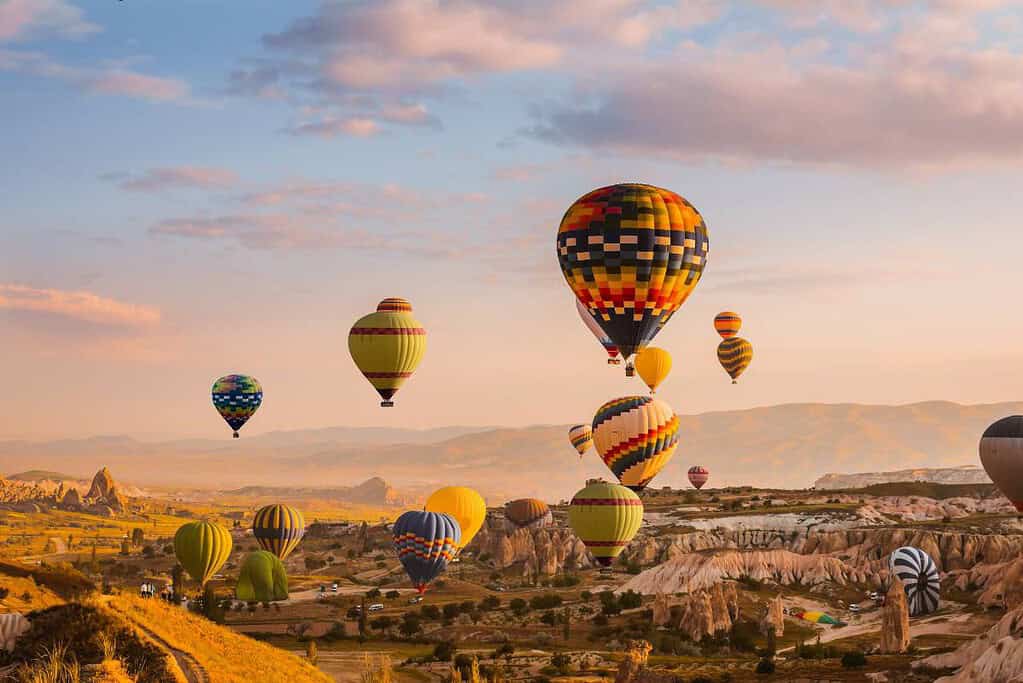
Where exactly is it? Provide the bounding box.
[634,347,672,393]
[568,424,593,457]
[714,312,742,339]
[717,337,753,383]
[688,466,709,490]
[211,374,262,438]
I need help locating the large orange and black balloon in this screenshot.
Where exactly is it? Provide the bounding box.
[557,184,709,364]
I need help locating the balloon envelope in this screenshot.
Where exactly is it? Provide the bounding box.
[348,298,426,407]
[717,337,753,383]
[979,416,1023,511]
[576,299,620,364]
[569,424,593,456]
[211,374,263,438]
[393,510,460,593]
[504,498,553,531]
[568,481,643,566]
[252,504,305,560]
[0,613,29,653]
[425,486,486,550]
[714,312,742,339]
[634,347,672,393]
[889,546,940,616]
[556,183,710,362]
[688,466,709,490]
[592,396,680,491]
[236,550,288,603]
[174,521,232,587]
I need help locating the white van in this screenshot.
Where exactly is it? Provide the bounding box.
[369,603,384,612]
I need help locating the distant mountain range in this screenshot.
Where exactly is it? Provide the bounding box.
[813,465,993,490]
[1,401,1019,503]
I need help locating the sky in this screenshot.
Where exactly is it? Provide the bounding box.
[2,0,1023,440]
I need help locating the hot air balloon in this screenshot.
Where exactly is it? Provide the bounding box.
[688,466,709,490]
[425,486,486,551]
[576,299,621,365]
[504,498,553,532]
[788,608,842,626]
[889,546,940,617]
[393,510,460,593]
[211,374,263,438]
[714,312,742,339]
[568,481,643,566]
[236,550,289,603]
[569,424,593,456]
[0,613,29,653]
[173,521,232,588]
[634,347,672,393]
[592,396,680,491]
[717,337,753,383]
[252,504,305,560]
[979,416,1023,511]
[556,183,710,370]
[348,297,426,407]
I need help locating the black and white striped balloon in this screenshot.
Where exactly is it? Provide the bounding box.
[889,546,940,616]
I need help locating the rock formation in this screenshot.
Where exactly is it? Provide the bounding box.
[615,640,651,683]
[760,594,784,638]
[651,593,672,627]
[473,523,592,577]
[675,583,739,642]
[880,582,910,653]
[916,607,1023,681]
[85,467,115,500]
[814,465,992,489]
[60,487,81,509]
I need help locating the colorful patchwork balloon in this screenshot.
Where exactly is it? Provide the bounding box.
[211,374,262,438]
[557,183,710,365]
[393,511,460,593]
[714,312,742,339]
[592,395,680,491]
[252,504,305,560]
[349,297,426,407]
[568,481,643,566]
[717,337,753,383]
[569,424,593,457]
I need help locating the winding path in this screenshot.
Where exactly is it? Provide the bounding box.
[104,599,209,683]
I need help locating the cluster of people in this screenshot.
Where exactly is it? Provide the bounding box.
[138,582,159,598]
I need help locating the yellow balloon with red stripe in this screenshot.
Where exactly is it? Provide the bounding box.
[349,298,426,407]
[634,347,672,393]
[568,481,643,566]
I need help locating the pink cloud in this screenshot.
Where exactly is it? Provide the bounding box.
[289,116,381,138]
[119,167,238,192]
[0,284,160,328]
[0,0,99,42]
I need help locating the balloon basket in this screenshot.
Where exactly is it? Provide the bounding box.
[625,366,635,377]
[732,380,737,385]
[381,400,395,407]
[233,432,239,439]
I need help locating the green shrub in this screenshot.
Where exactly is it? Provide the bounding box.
[841,651,867,668]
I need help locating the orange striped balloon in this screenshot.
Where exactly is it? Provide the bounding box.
[714,312,742,339]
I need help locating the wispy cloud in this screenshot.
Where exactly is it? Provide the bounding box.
[0,48,189,102]
[117,166,239,192]
[288,116,381,138]
[0,0,99,42]
[0,284,160,328]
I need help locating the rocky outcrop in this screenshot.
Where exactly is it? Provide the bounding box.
[651,593,672,627]
[60,487,81,508]
[615,640,651,683]
[814,465,991,489]
[760,594,784,638]
[474,524,591,576]
[916,607,1023,681]
[880,582,910,653]
[85,467,115,500]
[677,583,739,642]
[620,549,876,595]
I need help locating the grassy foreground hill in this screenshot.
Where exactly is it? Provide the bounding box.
[0,561,330,683]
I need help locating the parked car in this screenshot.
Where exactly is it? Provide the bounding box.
[408,596,424,605]
[346,606,362,619]
[331,582,339,592]
[848,603,860,613]
[369,603,384,612]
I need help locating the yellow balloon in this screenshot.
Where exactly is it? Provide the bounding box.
[425,486,486,550]
[634,347,672,393]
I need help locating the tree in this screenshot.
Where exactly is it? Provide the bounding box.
[119,539,131,555]
[550,653,570,675]
[443,603,461,620]
[494,643,514,661]
[399,614,422,638]
[370,616,394,631]
[755,657,775,674]
[385,590,401,599]
[580,590,592,601]
[421,604,442,620]
[530,594,563,610]
[618,590,642,610]
[171,564,183,598]
[131,528,145,547]
[562,607,570,641]
[509,598,528,616]
[359,597,367,641]
[540,611,557,626]
[434,641,456,662]
[479,595,500,611]
[306,639,318,665]
[366,588,382,599]
[841,652,867,668]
